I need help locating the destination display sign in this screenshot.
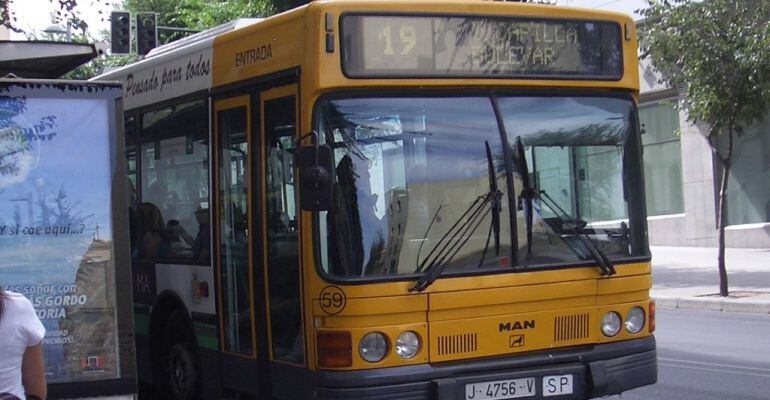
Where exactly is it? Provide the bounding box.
[341,15,623,79]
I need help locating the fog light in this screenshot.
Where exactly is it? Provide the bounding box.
[395,331,420,359]
[359,332,388,363]
[625,306,645,334]
[602,311,621,337]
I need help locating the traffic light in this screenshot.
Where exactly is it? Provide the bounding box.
[110,11,131,55]
[136,12,158,56]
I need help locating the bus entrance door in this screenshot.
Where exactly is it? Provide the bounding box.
[260,84,307,398]
[214,95,261,394]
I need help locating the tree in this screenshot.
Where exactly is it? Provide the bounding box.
[123,0,273,44]
[639,0,770,296]
[272,0,308,13]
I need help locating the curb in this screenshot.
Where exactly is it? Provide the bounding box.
[653,295,770,315]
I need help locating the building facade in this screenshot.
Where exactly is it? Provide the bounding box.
[638,58,770,248]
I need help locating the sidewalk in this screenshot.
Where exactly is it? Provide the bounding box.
[650,246,770,314]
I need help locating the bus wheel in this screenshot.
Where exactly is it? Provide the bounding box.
[158,310,199,400]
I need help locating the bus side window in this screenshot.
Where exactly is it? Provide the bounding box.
[137,100,210,265]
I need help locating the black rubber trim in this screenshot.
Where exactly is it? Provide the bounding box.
[312,337,656,400]
[589,348,658,396]
[48,378,136,398]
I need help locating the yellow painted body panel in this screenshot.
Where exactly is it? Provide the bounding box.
[307,262,652,369]
[429,279,596,311]
[429,300,651,363]
[213,10,306,87]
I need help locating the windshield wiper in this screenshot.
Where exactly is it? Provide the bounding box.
[537,189,616,276]
[515,137,535,258]
[478,141,501,267]
[410,191,499,293]
[410,141,503,292]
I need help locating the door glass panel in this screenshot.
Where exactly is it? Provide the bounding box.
[218,106,253,356]
[264,94,304,364]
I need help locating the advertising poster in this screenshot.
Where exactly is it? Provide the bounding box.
[0,83,120,383]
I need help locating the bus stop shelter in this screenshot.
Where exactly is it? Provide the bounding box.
[0,40,101,78]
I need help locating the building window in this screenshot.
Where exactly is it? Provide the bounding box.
[725,112,770,225]
[639,101,684,216]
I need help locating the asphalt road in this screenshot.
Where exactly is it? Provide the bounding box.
[606,308,770,400]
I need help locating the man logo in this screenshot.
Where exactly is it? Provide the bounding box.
[509,335,525,348]
[498,320,535,332]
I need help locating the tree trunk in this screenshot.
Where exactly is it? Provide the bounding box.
[717,162,730,297]
[716,124,735,297]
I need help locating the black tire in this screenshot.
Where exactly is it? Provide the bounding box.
[156,310,200,400]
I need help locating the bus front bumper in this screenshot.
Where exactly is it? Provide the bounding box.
[314,336,657,400]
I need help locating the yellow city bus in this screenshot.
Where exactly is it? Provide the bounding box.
[97,1,656,399]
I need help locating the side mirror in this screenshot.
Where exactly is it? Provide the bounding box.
[297,144,333,211]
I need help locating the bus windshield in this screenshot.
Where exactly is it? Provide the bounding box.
[315,94,647,280]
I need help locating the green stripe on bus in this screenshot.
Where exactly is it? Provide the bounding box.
[134,313,150,336]
[194,322,218,350]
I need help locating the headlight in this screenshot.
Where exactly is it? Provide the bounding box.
[601,312,621,337]
[395,331,420,359]
[359,332,388,363]
[625,307,646,334]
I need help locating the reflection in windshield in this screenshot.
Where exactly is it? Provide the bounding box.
[317,97,512,278]
[500,96,646,267]
[315,95,647,280]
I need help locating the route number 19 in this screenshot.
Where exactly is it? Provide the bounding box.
[378,24,417,56]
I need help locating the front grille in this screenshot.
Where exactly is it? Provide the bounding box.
[437,333,478,356]
[554,313,590,342]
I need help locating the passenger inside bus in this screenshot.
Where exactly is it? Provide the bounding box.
[138,202,165,260]
[191,204,211,263]
[160,219,193,259]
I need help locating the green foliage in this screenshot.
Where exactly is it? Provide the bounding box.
[174,0,273,30]
[64,29,140,80]
[65,52,140,80]
[639,0,770,137]
[271,0,309,13]
[124,0,275,43]
[116,0,280,47]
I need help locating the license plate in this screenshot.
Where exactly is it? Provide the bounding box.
[543,374,573,397]
[465,377,536,400]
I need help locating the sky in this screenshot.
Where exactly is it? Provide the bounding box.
[557,0,647,17]
[9,0,648,39]
[9,0,114,40]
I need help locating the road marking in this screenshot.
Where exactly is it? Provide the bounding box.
[659,357,770,373]
[660,357,770,378]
